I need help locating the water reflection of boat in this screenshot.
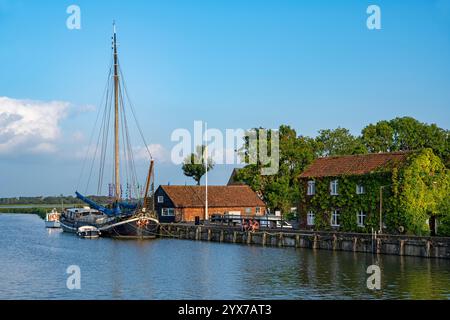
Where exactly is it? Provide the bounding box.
[45,208,61,228]
[62,23,159,239]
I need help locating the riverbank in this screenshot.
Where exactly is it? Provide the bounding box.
[0,208,48,219]
[160,224,450,259]
[0,204,81,219]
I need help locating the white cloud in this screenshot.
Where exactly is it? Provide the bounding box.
[134,144,168,163]
[0,96,69,155]
[30,143,58,154]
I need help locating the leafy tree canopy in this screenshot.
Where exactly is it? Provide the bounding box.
[236,126,316,215]
[315,127,367,157]
[362,117,449,166]
[182,145,214,185]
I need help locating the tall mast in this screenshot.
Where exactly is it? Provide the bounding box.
[204,122,208,221]
[143,160,155,210]
[113,22,120,201]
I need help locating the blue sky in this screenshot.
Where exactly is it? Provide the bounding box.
[0,0,449,197]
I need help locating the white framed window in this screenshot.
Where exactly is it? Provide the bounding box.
[357,210,366,227]
[245,208,252,214]
[331,210,340,227]
[356,184,365,195]
[161,208,175,216]
[307,181,316,195]
[307,210,315,226]
[256,207,261,214]
[330,180,339,195]
[157,196,164,203]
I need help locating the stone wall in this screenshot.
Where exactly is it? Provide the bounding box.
[159,224,450,259]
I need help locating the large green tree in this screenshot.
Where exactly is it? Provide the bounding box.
[315,127,367,157]
[182,145,214,185]
[362,117,449,167]
[236,125,316,215]
[361,120,394,153]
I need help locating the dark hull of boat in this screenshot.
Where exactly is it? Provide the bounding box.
[61,216,160,239]
[99,217,160,239]
[60,219,83,233]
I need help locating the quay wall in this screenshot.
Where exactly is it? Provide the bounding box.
[159,224,450,259]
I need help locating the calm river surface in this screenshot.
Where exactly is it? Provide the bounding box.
[1,214,449,300]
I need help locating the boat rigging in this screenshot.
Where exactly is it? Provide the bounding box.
[60,22,159,238]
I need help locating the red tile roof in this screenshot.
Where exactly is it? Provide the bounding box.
[299,152,410,178]
[160,185,266,208]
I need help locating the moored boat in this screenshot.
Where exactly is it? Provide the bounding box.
[62,22,160,239]
[99,212,159,239]
[77,225,101,239]
[60,207,112,233]
[45,208,61,228]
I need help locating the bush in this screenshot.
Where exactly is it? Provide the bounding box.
[437,197,450,236]
[437,214,450,237]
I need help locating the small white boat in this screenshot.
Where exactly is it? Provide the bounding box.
[45,208,61,228]
[77,226,101,239]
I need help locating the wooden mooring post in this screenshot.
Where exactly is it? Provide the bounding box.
[207,229,212,241]
[295,234,300,248]
[278,233,284,247]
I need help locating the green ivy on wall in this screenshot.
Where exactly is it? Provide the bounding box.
[301,172,392,233]
[394,149,449,235]
[300,149,450,236]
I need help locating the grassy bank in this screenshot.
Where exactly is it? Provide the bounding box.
[0,204,78,209]
[0,208,49,219]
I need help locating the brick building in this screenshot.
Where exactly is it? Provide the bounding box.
[298,152,409,232]
[155,185,266,223]
[297,149,449,235]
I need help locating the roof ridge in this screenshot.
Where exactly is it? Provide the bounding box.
[300,151,410,178]
[317,151,412,160]
[163,185,249,188]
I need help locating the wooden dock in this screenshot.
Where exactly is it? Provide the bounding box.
[159,223,450,259]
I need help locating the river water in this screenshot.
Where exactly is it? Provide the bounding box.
[0,214,449,300]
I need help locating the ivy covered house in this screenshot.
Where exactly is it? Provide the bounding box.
[298,149,449,235]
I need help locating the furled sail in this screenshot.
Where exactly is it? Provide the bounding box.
[75,191,119,216]
[75,191,139,216]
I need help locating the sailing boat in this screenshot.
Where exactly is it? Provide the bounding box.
[60,23,159,239]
